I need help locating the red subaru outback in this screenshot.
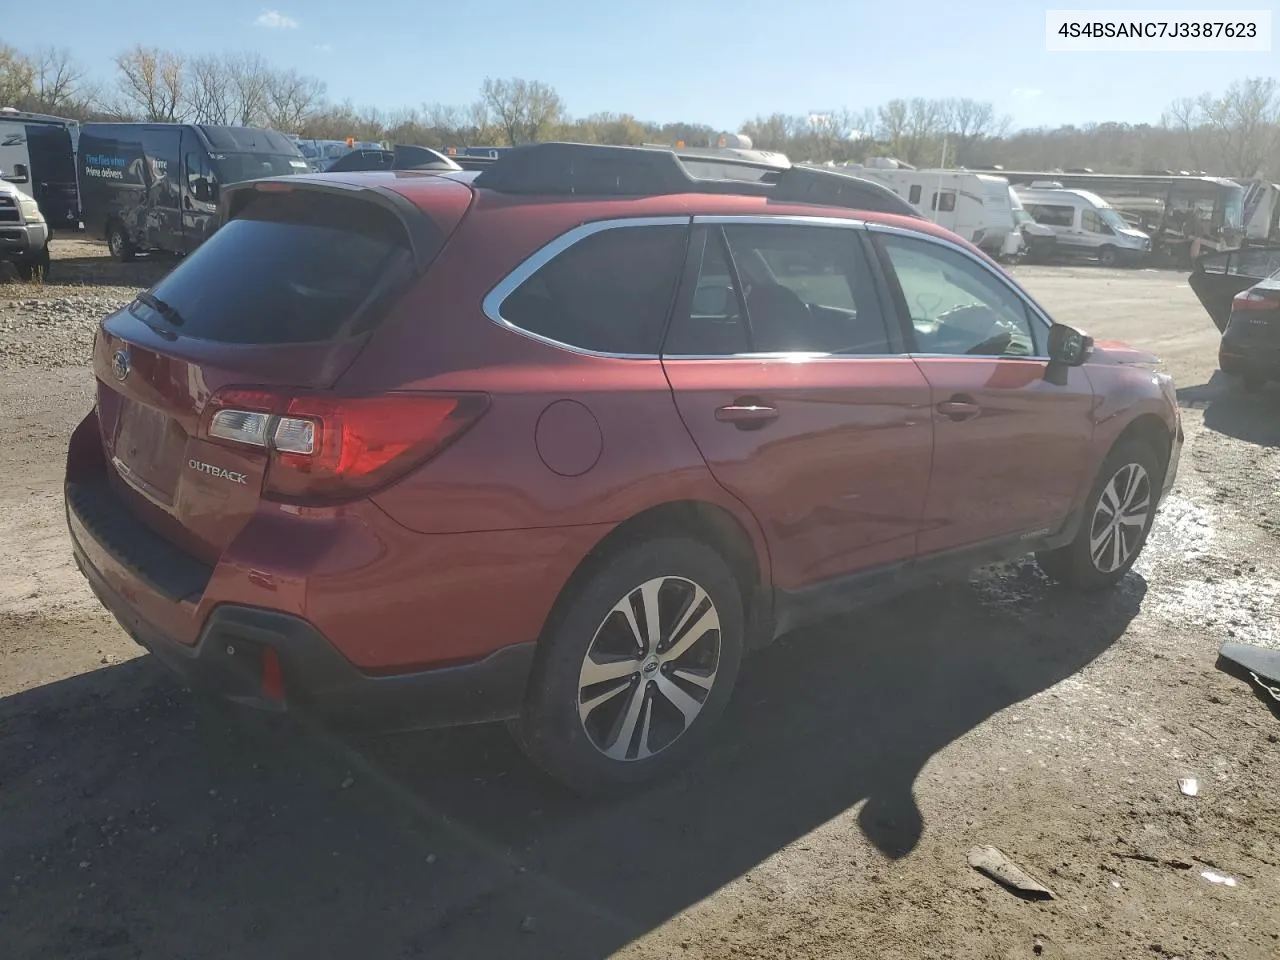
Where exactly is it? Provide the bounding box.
[66,144,1182,793]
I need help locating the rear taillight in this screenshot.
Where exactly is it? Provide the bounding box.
[1231,288,1280,311]
[199,388,489,502]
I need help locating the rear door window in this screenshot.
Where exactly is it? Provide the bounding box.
[706,223,892,354]
[136,191,416,344]
[499,224,688,355]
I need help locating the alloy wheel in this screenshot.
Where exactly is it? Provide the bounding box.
[1089,462,1151,573]
[577,576,722,761]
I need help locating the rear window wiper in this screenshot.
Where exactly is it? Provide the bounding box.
[135,291,186,326]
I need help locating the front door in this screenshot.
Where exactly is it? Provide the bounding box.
[662,219,935,593]
[140,128,182,253]
[181,142,218,254]
[871,228,1096,556]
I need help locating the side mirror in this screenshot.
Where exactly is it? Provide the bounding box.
[1047,323,1092,367]
[3,163,28,183]
[193,179,213,202]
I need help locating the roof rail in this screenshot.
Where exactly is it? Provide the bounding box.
[773,165,922,219]
[471,141,925,219]
[473,142,696,196]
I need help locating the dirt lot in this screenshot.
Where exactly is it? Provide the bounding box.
[1,239,1278,960]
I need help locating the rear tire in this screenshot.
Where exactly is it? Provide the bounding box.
[512,537,744,796]
[107,222,136,263]
[1036,439,1162,591]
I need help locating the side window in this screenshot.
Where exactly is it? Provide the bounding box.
[499,224,687,355]
[878,232,1039,358]
[1030,204,1075,228]
[185,151,214,203]
[715,223,892,354]
[908,184,922,205]
[932,191,956,213]
[663,230,750,356]
[1082,209,1106,233]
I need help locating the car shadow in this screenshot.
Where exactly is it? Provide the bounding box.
[0,563,1144,959]
[1177,370,1280,447]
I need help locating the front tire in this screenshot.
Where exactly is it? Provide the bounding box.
[512,537,744,795]
[1037,439,1161,591]
[1098,245,1118,268]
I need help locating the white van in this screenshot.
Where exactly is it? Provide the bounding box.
[854,167,1024,260]
[1015,186,1152,266]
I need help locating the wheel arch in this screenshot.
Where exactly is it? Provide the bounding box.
[535,498,773,657]
[1111,412,1174,484]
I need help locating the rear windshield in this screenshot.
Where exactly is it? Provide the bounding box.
[136,191,413,344]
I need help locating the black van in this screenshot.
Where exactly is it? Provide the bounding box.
[79,123,308,261]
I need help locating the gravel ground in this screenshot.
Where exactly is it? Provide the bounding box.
[1,240,1279,960]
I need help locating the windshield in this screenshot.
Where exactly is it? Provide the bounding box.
[210,152,309,185]
[1098,207,1129,231]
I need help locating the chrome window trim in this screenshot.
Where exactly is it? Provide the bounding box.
[692,214,868,229]
[481,215,693,360]
[865,221,1055,361]
[662,213,892,361]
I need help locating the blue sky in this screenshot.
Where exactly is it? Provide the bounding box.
[8,1,1277,131]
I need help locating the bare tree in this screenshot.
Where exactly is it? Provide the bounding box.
[0,43,34,107]
[114,46,186,121]
[227,53,273,126]
[481,77,564,146]
[944,98,999,165]
[26,47,91,115]
[187,55,233,124]
[263,68,325,132]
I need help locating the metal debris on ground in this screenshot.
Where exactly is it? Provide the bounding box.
[967,845,1056,900]
[1216,642,1280,720]
[1200,870,1238,887]
[1178,778,1199,797]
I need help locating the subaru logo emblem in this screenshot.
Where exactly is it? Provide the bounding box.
[111,349,130,382]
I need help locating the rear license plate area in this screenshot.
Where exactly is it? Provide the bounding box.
[112,400,186,502]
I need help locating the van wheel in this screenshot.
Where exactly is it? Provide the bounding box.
[107,223,136,262]
[1097,245,1118,268]
[1036,439,1161,591]
[511,537,744,795]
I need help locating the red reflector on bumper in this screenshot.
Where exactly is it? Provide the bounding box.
[262,647,285,700]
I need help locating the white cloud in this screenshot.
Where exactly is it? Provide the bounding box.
[314,43,333,53]
[254,9,299,28]
[1011,87,1044,101]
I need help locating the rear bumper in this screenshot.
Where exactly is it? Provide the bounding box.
[71,528,535,731]
[1220,341,1280,379]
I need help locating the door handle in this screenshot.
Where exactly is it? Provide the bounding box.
[715,401,778,429]
[936,396,981,421]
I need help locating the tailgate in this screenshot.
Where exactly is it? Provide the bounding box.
[92,176,472,564]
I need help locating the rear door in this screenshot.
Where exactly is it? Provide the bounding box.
[24,123,79,225]
[662,217,934,593]
[870,227,1095,555]
[93,180,471,563]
